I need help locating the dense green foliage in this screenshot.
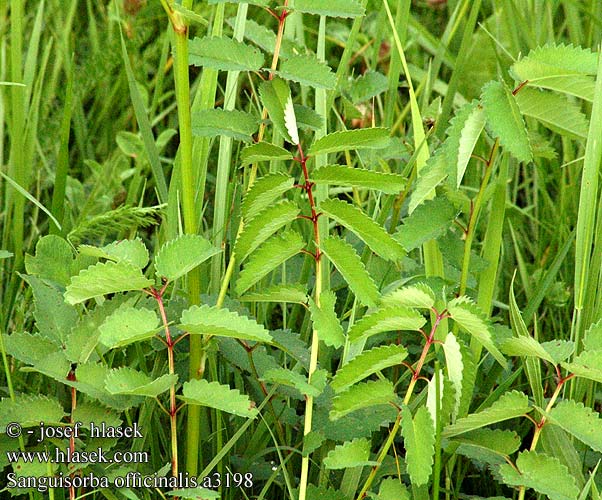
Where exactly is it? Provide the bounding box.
[2,1,602,499]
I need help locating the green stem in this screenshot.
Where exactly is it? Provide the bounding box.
[459,139,499,298]
[298,145,323,500]
[154,286,179,477]
[162,0,203,476]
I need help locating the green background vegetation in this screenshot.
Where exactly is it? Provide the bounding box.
[2,1,602,499]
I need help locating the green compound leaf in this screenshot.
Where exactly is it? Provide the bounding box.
[295,104,324,130]
[402,405,435,487]
[395,196,458,250]
[481,80,532,163]
[450,428,521,466]
[98,306,159,349]
[321,236,380,308]
[443,390,531,438]
[155,234,221,281]
[21,274,77,345]
[562,350,602,383]
[348,71,389,103]
[319,198,405,261]
[541,340,574,364]
[380,283,436,309]
[547,400,602,452]
[348,306,426,343]
[289,0,365,17]
[499,450,579,500]
[192,108,258,142]
[304,486,349,500]
[310,165,406,194]
[236,230,304,295]
[308,128,389,156]
[276,54,336,90]
[510,44,597,100]
[515,88,588,139]
[180,379,258,418]
[583,319,602,350]
[166,488,220,500]
[408,151,447,214]
[64,261,153,305]
[2,331,58,366]
[234,200,300,263]
[239,284,308,304]
[79,238,149,268]
[189,36,264,71]
[24,354,141,410]
[373,478,410,500]
[448,296,506,367]
[330,380,396,421]
[166,488,219,500]
[25,234,74,286]
[209,0,269,5]
[180,304,272,343]
[323,438,375,469]
[262,367,326,397]
[309,290,345,348]
[105,368,177,397]
[331,344,408,393]
[240,172,295,222]
[0,394,65,432]
[239,142,293,165]
[0,250,13,259]
[72,402,122,429]
[500,335,559,364]
[259,77,296,144]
